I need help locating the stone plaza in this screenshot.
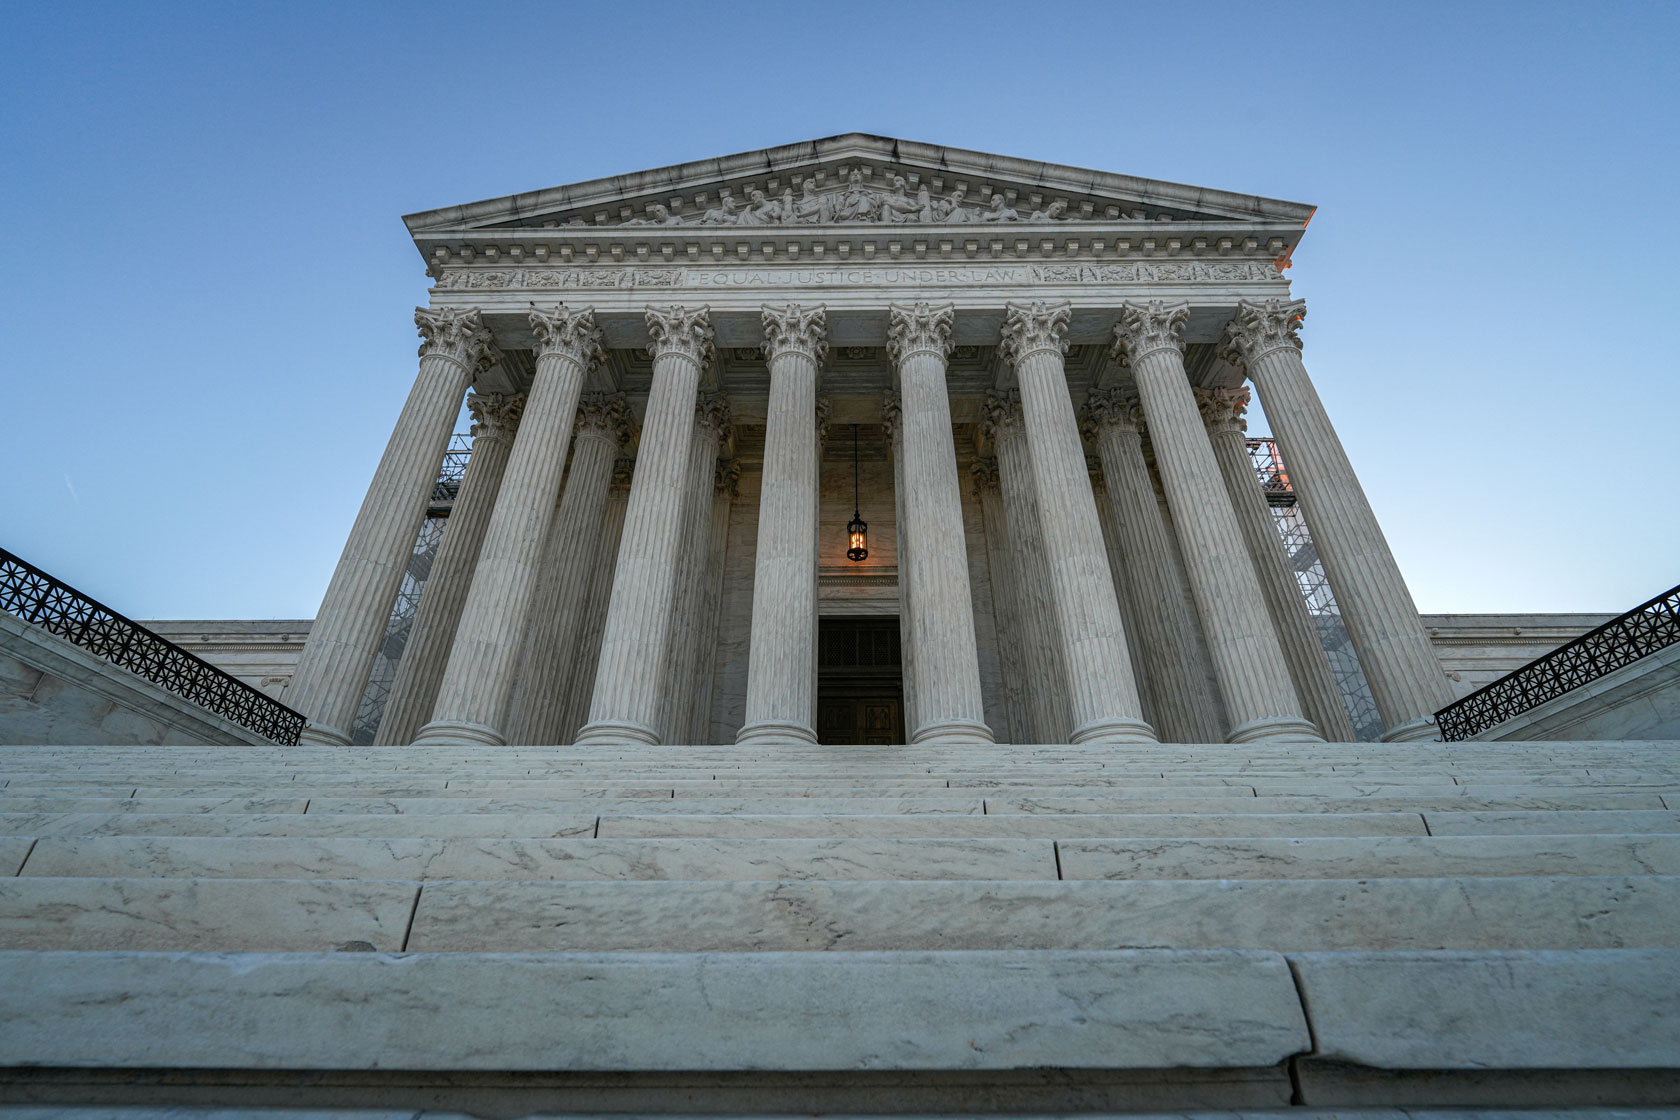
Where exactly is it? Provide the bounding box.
[1,135,1676,1117]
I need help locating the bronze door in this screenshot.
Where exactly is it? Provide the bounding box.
[816,617,906,745]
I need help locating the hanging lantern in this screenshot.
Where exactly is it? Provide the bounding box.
[846,424,869,562]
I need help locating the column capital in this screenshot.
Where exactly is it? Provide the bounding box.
[1194,385,1252,435]
[416,307,498,374]
[645,305,715,370]
[1112,301,1190,367]
[528,305,605,372]
[694,388,732,440]
[574,391,632,447]
[761,303,829,364]
[981,388,1025,443]
[1081,386,1145,437]
[880,389,902,440]
[466,392,524,442]
[714,457,741,497]
[999,301,1072,367]
[886,302,955,365]
[1219,298,1306,369]
[970,455,1001,495]
[611,457,636,489]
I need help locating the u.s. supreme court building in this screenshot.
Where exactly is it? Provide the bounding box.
[8,133,1680,1115]
[284,133,1454,751]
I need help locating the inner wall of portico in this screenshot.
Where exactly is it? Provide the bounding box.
[705,418,1009,745]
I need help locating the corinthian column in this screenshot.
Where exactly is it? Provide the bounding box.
[576,306,714,745]
[291,307,496,745]
[558,459,633,742]
[982,391,1072,743]
[1221,299,1453,740]
[688,458,740,744]
[1001,302,1155,744]
[415,306,603,745]
[502,392,631,745]
[1196,386,1357,742]
[882,391,920,735]
[886,303,993,744]
[1083,389,1227,743]
[374,392,523,746]
[659,390,731,744]
[739,304,827,744]
[1113,302,1321,743]
[971,458,1030,744]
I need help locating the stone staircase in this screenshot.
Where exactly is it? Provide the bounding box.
[1,738,1678,1117]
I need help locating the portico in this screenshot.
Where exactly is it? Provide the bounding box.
[289,135,1454,747]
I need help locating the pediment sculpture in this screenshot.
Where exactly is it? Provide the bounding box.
[619,169,1092,228]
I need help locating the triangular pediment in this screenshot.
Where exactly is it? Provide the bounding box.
[403,133,1314,239]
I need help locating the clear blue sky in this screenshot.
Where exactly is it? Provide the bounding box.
[3,1,1675,620]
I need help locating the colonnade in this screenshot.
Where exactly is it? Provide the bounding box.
[289,297,1454,747]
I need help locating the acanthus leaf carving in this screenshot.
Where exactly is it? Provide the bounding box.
[574,391,633,447]
[415,306,498,374]
[694,388,732,438]
[1111,300,1190,366]
[1082,386,1146,437]
[644,305,715,370]
[880,389,902,441]
[1219,298,1306,368]
[885,302,955,365]
[971,456,1001,494]
[761,303,829,364]
[981,389,1025,443]
[999,301,1072,367]
[528,305,605,371]
[1193,385,1251,433]
[466,392,524,441]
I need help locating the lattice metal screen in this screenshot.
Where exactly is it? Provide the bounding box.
[1248,438,1384,741]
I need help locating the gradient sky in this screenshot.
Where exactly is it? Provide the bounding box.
[3,1,1675,621]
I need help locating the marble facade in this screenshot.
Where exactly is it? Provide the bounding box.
[287,135,1457,747]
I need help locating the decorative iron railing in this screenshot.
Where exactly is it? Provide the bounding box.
[1436,583,1680,741]
[0,547,306,745]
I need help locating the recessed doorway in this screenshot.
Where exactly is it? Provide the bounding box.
[816,617,906,745]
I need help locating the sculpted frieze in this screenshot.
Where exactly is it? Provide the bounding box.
[433,259,1279,293]
[613,170,1087,228]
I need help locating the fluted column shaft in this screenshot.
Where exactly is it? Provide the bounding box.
[971,460,1030,744]
[739,305,827,743]
[374,393,522,745]
[1003,303,1155,744]
[659,393,730,744]
[1115,302,1321,744]
[1084,393,1227,744]
[502,394,630,745]
[882,392,920,736]
[886,303,993,744]
[1199,387,1357,743]
[1223,299,1453,741]
[689,460,739,744]
[291,308,495,745]
[985,394,1072,744]
[577,306,714,745]
[415,308,601,746]
[558,462,632,742]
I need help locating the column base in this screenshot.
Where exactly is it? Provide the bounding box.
[1381,714,1441,742]
[1227,715,1326,744]
[297,724,353,747]
[574,718,661,746]
[1069,716,1159,745]
[736,719,819,746]
[411,720,506,747]
[910,718,996,745]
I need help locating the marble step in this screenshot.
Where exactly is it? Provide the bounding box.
[15,835,1058,881]
[405,875,1680,954]
[4,874,1674,955]
[595,811,1430,839]
[989,793,1674,813]
[1425,809,1680,835]
[2,948,1675,1111]
[0,877,417,951]
[1055,834,1680,880]
[0,811,599,839]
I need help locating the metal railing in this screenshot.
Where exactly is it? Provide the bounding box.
[1436,582,1680,741]
[0,547,306,745]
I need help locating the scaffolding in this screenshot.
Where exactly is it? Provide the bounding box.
[349,434,470,745]
[1246,438,1384,741]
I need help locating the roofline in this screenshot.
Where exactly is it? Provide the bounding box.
[402,132,1316,233]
